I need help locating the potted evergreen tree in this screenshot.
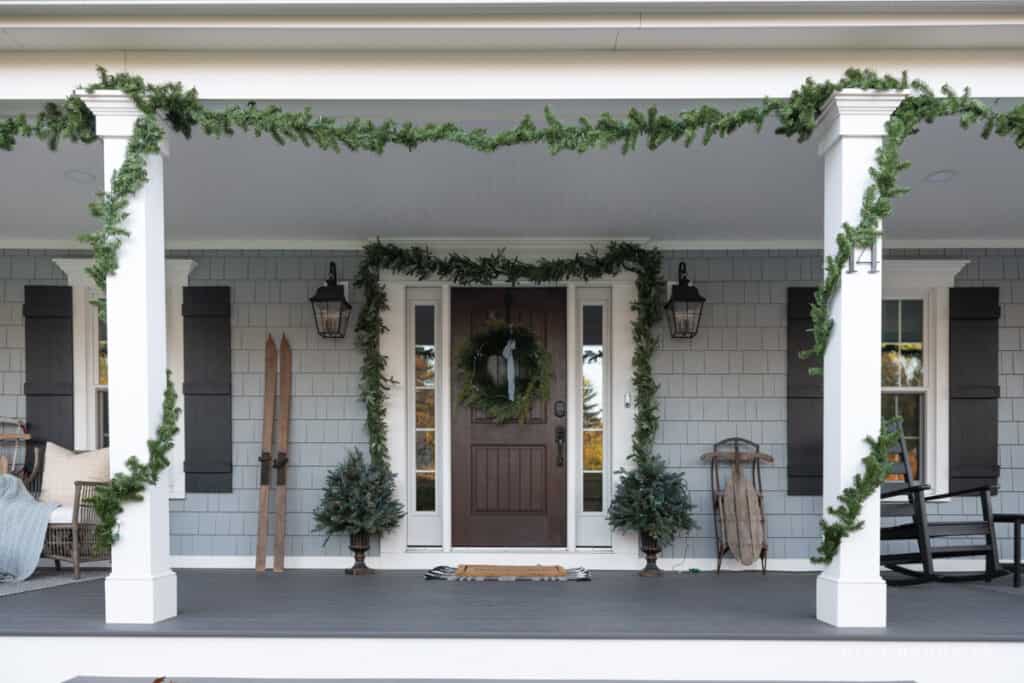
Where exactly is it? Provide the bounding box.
[313,451,405,575]
[607,457,696,576]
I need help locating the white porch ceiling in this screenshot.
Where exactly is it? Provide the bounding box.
[1,99,1021,247]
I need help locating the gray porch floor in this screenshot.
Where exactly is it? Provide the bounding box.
[3,569,1022,641]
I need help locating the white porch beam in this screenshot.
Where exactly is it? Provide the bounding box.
[814,89,905,629]
[78,90,177,625]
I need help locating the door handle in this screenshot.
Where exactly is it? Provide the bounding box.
[555,426,566,467]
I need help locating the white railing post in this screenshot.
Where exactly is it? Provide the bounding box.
[814,89,905,628]
[79,90,177,624]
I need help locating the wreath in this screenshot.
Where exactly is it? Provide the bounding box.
[456,322,553,424]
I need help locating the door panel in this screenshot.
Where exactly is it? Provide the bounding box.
[452,287,567,547]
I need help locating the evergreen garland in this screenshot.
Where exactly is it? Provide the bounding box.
[2,66,1022,563]
[810,423,901,564]
[455,322,553,424]
[354,240,666,472]
[90,372,181,550]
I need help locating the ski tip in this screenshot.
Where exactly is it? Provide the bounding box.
[281,333,291,349]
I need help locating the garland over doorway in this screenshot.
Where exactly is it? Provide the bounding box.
[354,241,664,471]
[2,67,1022,563]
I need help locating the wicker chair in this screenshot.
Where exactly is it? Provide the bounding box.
[27,444,110,579]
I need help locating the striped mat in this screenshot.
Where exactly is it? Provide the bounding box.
[425,564,591,582]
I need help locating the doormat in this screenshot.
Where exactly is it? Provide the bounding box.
[425,564,591,581]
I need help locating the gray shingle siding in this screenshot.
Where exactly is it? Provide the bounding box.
[168,250,366,558]
[2,247,1022,560]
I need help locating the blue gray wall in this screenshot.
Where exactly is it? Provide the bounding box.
[3,247,1022,561]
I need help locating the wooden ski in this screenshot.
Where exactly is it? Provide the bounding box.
[272,334,292,573]
[255,335,277,572]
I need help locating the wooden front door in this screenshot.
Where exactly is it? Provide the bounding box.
[451,287,567,547]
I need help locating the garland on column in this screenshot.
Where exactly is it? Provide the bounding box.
[89,372,181,550]
[1,67,1022,563]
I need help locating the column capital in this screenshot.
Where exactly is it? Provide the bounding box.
[76,89,169,156]
[76,89,142,138]
[815,89,908,156]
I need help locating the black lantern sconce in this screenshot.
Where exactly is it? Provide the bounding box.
[309,262,352,339]
[664,262,706,339]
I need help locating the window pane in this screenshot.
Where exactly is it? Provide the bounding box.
[416,431,435,470]
[582,472,603,512]
[881,344,901,387]
[415,346,435,388]
[415,305,435,345]
[901,300,923,343]
[882,301,899,343]
[905,439,921,481]
[583,431,603,471]
[898,394,921,437]
[883,393,923,481]
[98,318,108,386]
[416,472,436,512]
[97,389,109,448]
[881,394,896,421]
[415,389,435,428]
[582,305,603,346]
[582,306,604,430]
[901,344,924,387]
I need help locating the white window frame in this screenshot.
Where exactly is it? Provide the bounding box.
[405,286,444,547]
[883,259,968,495]
[53,258,195,499]
[576,287,613,547]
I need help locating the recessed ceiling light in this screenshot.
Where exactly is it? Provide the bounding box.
[63,169,96,184]
[924,169,958,184]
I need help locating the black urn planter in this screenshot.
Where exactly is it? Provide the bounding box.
[639,532,662,577]
[346,531,373,575]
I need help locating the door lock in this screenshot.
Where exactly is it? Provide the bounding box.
[554,400,566,418]
[555,426,566,467]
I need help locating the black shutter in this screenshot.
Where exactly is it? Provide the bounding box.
[787,287,823,496]
[949,287,1001,490]
[183,287,233,493]
[23,286,74,452]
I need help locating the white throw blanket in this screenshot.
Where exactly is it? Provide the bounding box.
[0,474,56,582]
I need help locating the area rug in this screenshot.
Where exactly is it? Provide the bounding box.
[425,564,590,581]
[0,567,105,597]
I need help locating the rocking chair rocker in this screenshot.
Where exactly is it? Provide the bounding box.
[880,423,1006,585]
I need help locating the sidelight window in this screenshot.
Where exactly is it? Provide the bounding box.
[413,305,438,512]
[581,305,606,513]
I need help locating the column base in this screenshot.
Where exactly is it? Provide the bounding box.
[105,570,178,624]
[816,572,886,627]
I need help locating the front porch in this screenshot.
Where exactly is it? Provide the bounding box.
[1,56,1023,683]
[2,569,1023,682]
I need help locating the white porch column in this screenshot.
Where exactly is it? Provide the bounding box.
[79,90,177,624]
[814,90,905,628]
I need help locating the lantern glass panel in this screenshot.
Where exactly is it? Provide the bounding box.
[666,300,703,339]
[312,299,352,338]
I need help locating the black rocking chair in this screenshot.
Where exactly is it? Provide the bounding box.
[880,423,1006,585]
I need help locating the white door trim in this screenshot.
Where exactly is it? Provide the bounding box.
[379,268,636,561]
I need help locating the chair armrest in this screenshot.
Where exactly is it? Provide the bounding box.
[926,484,999,501]
[72,481,107,524]
[881,483,930,499]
